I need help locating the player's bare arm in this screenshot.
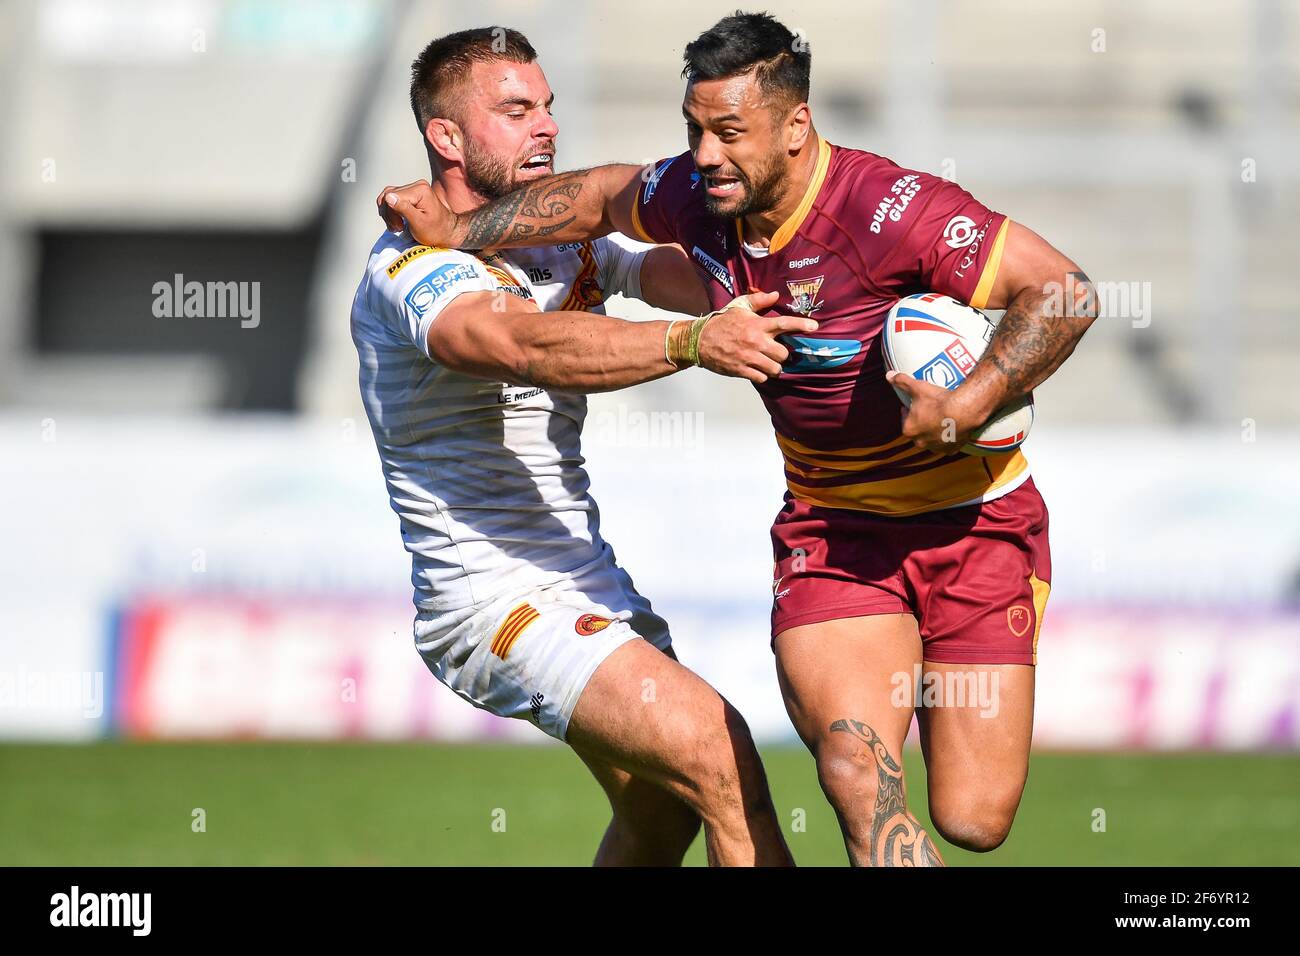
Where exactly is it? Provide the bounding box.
[637,244,712,315]
[378,163,644,250]
[889,223,1098,452]
[429,287,813,389]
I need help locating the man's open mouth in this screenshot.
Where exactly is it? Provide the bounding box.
[520,153,554,171]
[705,174,742,197]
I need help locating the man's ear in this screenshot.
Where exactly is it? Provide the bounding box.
[786,103,811,153]
[425,117,463,165]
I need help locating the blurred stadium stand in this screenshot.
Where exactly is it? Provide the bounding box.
[0,0,1296,421]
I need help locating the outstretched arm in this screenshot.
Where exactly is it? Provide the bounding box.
[889,222,1098,451]
[378,165,646,250]
[428,289,815,392]
[637,245,712,316]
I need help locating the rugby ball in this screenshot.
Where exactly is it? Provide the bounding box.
[882,292,1034,456]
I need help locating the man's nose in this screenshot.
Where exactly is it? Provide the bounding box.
[533,110,559,140]
[693,132,723,171]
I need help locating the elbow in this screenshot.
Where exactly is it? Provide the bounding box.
[1060,263,1099,323]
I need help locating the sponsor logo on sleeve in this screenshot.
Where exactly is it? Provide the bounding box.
[643,156,678,204]
[942,215,978,248]
[952,214,996,279]
[386,244,441,278]
[691,245,735,295]
[403,261,482,317]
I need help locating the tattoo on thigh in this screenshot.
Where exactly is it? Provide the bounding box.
[829,718,944,867]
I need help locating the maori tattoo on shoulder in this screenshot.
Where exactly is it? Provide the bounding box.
[829,718,944,867]
[462,172,586,249]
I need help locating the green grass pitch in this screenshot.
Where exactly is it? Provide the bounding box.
[1,743,1296,865]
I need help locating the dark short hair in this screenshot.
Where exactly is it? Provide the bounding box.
[410,27,537,132]
[682,11,810,110]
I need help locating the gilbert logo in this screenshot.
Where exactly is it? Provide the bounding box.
[50,885,151,936]
[1006,605,1031,638]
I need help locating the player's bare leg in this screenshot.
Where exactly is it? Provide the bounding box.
[574,750,702,865]
[565,637,793,867]
[572,643,703,866]
[776,613,943,867]
[916,661,1034,852]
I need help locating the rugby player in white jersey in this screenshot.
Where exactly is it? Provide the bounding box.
[353,27,815,866]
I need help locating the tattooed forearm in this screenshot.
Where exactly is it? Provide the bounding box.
[982,270,1098,399]
[461,172,590,249]
[829,718,944,867]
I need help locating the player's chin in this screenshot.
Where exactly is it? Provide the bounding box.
[703,189,749,217]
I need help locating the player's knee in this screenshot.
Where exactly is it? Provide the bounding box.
[929,797,1017,852]
[678,703,764,810]
[814,736,880,818]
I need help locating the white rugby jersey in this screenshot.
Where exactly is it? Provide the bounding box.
[351,229,655,620]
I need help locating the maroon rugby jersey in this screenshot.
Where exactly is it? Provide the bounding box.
[629,137,1029,516]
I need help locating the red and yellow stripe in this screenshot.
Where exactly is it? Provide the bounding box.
[777,427,1031,516]
[490,603,540,660]
[558,243,603,311]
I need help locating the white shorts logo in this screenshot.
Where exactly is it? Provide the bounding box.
[943,216,978,249]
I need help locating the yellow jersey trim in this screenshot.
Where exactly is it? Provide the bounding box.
[785,449,1029,516]
[629,184,655,243]
[969,218,1010,310]
[736,136,832,256]
[1029,573,1050,665]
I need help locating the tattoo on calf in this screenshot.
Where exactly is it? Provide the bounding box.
[829,718,944,867]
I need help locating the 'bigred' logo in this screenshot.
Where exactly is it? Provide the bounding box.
[1007,605,1031,637]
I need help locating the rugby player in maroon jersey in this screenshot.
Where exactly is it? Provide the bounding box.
[378,12,1097,866]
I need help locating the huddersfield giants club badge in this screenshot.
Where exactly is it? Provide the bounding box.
[786,275,825,316]
[575,613,612,636]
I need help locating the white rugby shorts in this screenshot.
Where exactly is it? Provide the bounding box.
[413,552,672,740]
